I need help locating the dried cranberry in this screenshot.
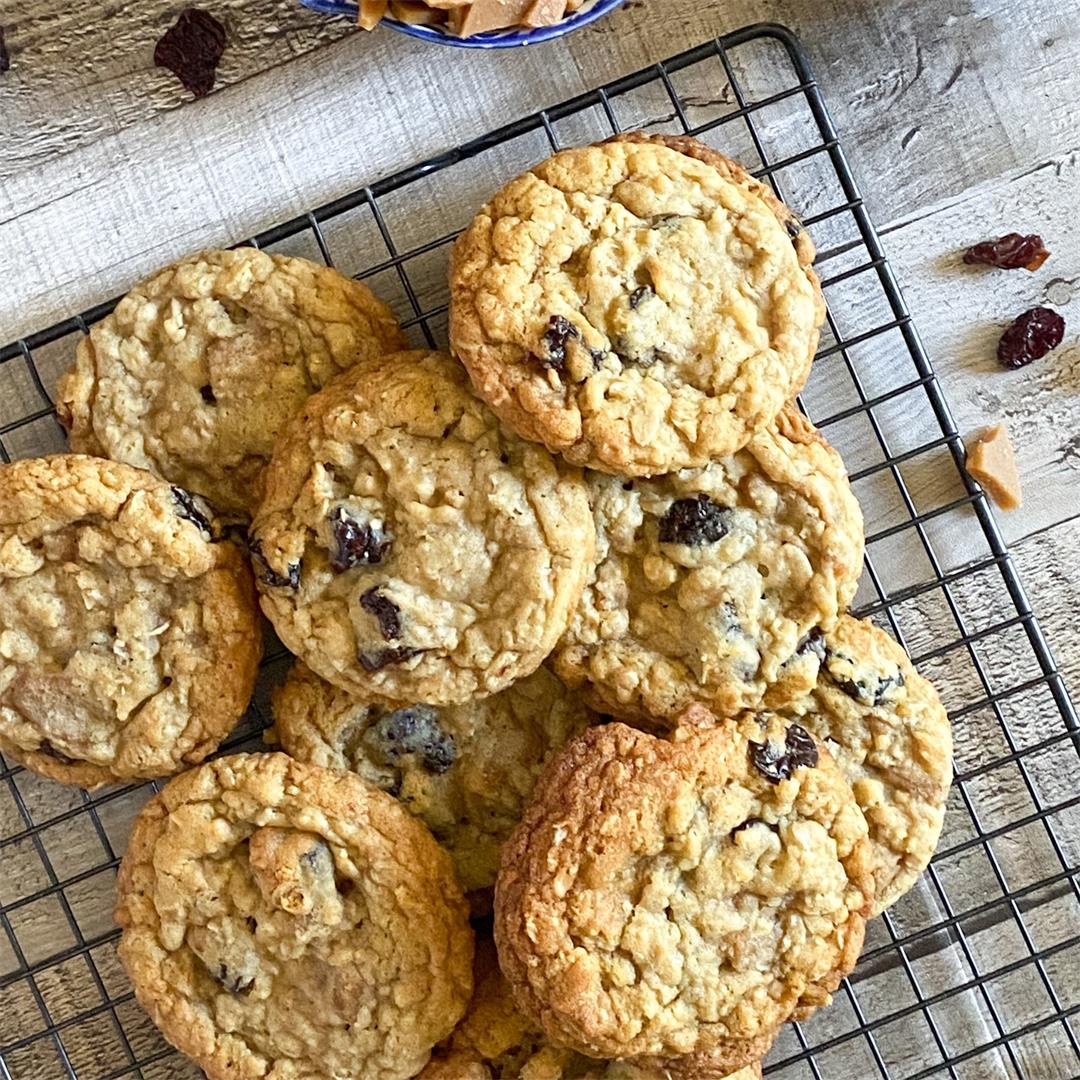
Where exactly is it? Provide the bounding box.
[997,307,1065,369]
[785,217,803,241]
[359,646,422,673]
[368,705,455,774]
[539,315,579,371]
[200,384,217,404]
[172,486,212,535]
[360,587,401,641]
[250,543,300,589]
[964,234,1050,272]
[154,8,227,99]
[629,286,653,309]
[329,508,392,573]
[748,723,819,785]
[0,28,10,74]
[658,495,731,545]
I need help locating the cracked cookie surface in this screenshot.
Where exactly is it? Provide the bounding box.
[252,350,595,705]
[57,248,406,516]
[552,406,864,722]
[782,615,952,914]
[420,938,764,1080]
[115,752,474,1080]
[272,663,594,897]
[0,455,260,787]
[450,132,825,476]
[494,712,873,1069]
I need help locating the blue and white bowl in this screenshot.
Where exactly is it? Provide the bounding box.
[299,0,625,48]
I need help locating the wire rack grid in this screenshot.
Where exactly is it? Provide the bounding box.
[1,21,1078,1080]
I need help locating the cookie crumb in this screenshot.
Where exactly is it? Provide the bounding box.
[966,423,1022,511]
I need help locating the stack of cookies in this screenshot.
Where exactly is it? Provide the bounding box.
[0,133,952,1080]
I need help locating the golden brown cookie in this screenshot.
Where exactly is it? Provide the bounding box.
[58,248,406,516]
[271,662,594,895]
[552,407,864,722]
[450,132,824,476]
[782,615,952,914]
[421,938,764,1079]
[0,455,260,788]
[495,712,873,1070]
[115,752,474,1080]
[251,350,595,706]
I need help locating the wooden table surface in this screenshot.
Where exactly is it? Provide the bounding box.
[0,2,1078,1078]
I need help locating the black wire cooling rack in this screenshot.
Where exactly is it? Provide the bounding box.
[1,21,1079,1080]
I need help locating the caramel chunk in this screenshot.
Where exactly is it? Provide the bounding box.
[524,0,569,26]
[966,424,1023,511]
[358,0,389,29]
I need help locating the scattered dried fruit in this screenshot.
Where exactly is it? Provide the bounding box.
[658,495,731,545]
[154,8,227,99]
[997,306,1065,369]
[964,233,1050,272]
[748,724,818,785]
[965,423,1023,511]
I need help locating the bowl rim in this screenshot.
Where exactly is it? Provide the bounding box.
[298,0,625,48]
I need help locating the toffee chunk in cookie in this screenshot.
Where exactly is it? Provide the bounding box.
[251,350,595,705]
[272,663,594,895]
[553,406,864,722]
[783,615,952,914]
[0,455,260,787]
[450,132,825,476]
[421,938,764,1080]
[115,752,474,1080]
[495,712,873,1070]
[57,248,407,516]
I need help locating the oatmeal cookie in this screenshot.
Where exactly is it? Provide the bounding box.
[0,455,260,788]
[450,132,825,476]
[552,406,864,722]
[57,248,406,516]
[783,615,952,914]
[421,938,764,1080]
[272,662,594,895]
[495,711,873,1068]
[251,350,595,705]
[115,752,474,1080]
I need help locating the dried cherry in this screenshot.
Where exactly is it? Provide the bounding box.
[964,233,1050,272]
[360,587,402,641]
[154,8,227,99]
[997,307,1065,369]
[358,646,422,673]
[658,495,731,545]
[748,723,819,785]
[539,315,578,371]
[329,508,392,573]
[369,705,456,774]
[172,486,212,535]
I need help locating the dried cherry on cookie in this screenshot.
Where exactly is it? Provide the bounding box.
[361,587,402,641]
[368,705,456,775]
[658,495,731,545]
[330,507,392,573]
[749,723,819,784]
